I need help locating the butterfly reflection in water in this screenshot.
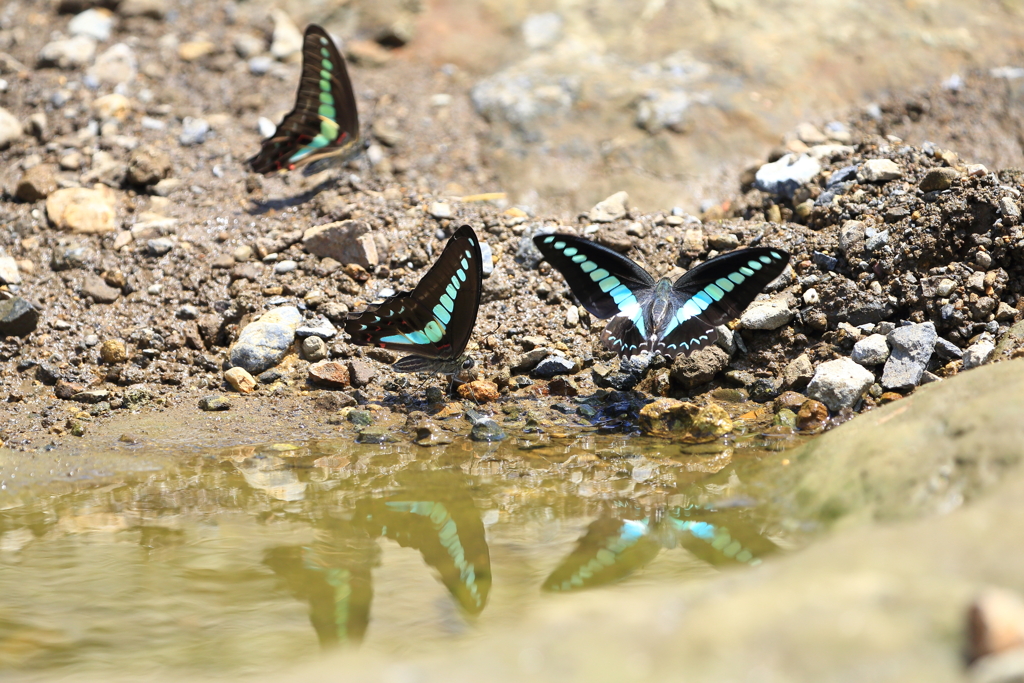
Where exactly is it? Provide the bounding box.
[534,233,790,359]
[249,24,361,175]
[345,225,483,379]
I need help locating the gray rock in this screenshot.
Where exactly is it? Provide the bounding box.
[0,297,39,337]
[347,359,376,388]
[590,191,629,223]
[88,43,137,85]
[670,345,730,389]
[179,117,210,146]
[963,340,996,370]
[531,355,578,377]
[248,56,273,75]
[837,220,865,254]
[126,148,171,186]
[234,32,266,59]
[851,334,890,366]
[636,90,697,134]
[806,357,875,411]
[919,167,959,192]
[38,35,97,69]
[522,12,563,50]
[301,336,328,362]
[228,305,302,375]
[857,159,903,183]
[754,154,821,199]
[82,274,121,303]
[0,107,23,150]
[470,69,578,135]
[198,395,230,411]
[118,0,167,18]
[69,8,116,40]
[714,324,736,355]
[296,317,337,339]
[934,337,963,360]
[998,196,1021,218]
[782,353,814,389]
[881,322,937,390]
[146,238,174,256]
[936,278,957,297]
[740,297,794,330]
[470,420,507,442]
[864,229,889,253]
[480,241,494,277]
[177,305,200,320]
[302,220,378,268]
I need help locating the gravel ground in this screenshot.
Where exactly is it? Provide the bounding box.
[1,2,1023,453]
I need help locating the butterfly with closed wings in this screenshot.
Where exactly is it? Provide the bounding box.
[534,233,790,359]
[345,225,483,377]
[249,24,361,175]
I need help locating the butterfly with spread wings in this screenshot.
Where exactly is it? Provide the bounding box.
[534,233,790,359]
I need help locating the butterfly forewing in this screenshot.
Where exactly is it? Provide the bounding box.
[345,225,483,363]
[249,24,360,175]
[532,233,654,319]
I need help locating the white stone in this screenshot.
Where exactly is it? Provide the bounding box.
[88,43,137,85]
[754,154,821,199]
[0,107,22,149]
[806,357,875,411]
[522,12,563,50]
[590,191,628,223]
[69,8,116,42]
[802,288,819,305]
[739,297,794,330]
[857,159,903,183]
[270,9,303,60]
[38,35,97,69]
[428,202,452,219]
[963,341,996,370]
[851,334,890,366]
[0,256,21,285]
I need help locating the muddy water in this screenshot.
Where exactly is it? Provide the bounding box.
[0,433,802,677]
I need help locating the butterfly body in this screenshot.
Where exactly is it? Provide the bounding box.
[249,24,361,175]
[346,226,483,375]
[534,233,790,359]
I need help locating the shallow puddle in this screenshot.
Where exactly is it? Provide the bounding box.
[0,432,804,676]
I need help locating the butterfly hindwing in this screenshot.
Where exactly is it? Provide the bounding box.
[345,225,482,364]
[249,24,360,175]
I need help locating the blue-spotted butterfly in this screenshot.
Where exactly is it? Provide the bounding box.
[534,233,790,359]
[345,225,482,374]
[249,24,361,175]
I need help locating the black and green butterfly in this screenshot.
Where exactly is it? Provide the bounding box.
[534,233,790,359]
[345,225,483,374]
[249,24,361,175]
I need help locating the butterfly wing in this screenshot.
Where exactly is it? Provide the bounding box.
[249,24,361,175]
[654,247,790,356]
[345,225,483,362]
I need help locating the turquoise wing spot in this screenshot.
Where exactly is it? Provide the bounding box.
[693,291,714,310]
[319,78,331,92]
[439,294,454,313]
[580,261,597,273]
[747,260,763,271]
[468,238,476,246]
[423,320,445,343]
[759,255,772,264]
[728,272,746,284]
[460,257,469,270]
[608,284,634,306]
[433,303,451,325]
[563,247,578,256]
[543,235,555,244]
[449,275,460,288]
[620,301,646,337]
[706,283,726,300]
[319,69,331,80]
[553,241,566,250]
[320,47,330,57]
[456,269,466,282]
[321,58,333,71]
[715,277,735,293]
[739,267,755,277]
[319,91,335,106]
[681,299,701,319]
[381,330,430,345]
[319,103,337,120]
[770,250,782,259]
[464,250,472,259]
[598,275,621,293]
[446,283,457,299]
[571,254,586,263]
[590,268,610,282]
